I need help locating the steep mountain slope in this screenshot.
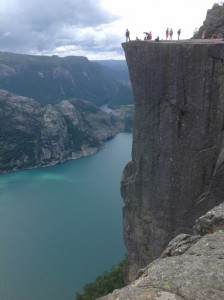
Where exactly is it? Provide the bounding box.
[94,60,130,83]
[0,52,133,106]
[0,89,125,173]
[95,60,134,106]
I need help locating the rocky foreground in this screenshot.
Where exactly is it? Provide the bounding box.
[99,202,224,300]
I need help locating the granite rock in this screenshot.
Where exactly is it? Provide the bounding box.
[197,3,224,38]
[98,203,224,300]
[121,40,224,281]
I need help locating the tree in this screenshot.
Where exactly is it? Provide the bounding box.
[75,261,125,300]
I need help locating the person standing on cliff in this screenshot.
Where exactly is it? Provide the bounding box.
[125,29,130,42]
[177,29,181,40]
[166,28,169,40]
[169,28,173,40]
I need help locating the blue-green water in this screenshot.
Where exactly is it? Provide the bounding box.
[0,133,132,300]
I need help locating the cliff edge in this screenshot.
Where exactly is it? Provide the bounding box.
[121,40,224,281]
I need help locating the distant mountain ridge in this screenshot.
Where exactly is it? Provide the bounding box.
[0,51,133,106]
[94,60,130,83]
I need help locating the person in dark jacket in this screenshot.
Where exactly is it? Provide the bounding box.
[125,29,130,42]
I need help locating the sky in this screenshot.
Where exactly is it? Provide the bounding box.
[0,0,220,60]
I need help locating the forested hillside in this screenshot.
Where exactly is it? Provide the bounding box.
[0,52,133,106]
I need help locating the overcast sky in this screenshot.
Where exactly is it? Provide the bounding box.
[0,0,219,60]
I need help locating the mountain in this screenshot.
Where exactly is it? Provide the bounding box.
[95,60,134,107]
[0,89,132,173]
[94,60,130,83]
[0,52,133,106]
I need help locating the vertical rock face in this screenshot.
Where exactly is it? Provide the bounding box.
[121,40,224,281]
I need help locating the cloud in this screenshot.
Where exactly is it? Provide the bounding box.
[0,0,122,58]
[2,0,214,60]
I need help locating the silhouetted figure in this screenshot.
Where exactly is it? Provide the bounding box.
[143,32,149,40]
[166,28,169,40]
[155,36,160,42]
[125,29,130,42]
[177,29,181,40]
[169,28,173,40]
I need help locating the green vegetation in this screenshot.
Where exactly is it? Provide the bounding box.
[0,52,132,106]
[65,117,101,151]
[0,128,38,170]
[109,85,134,107]
[107,105,134,132]
[0,93,132,173]
[75,261,125,300]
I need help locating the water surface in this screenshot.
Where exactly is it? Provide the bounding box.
[0,133,132,300]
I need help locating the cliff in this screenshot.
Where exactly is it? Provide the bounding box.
[121,40,224,282]
[99,202,224,300]
[0,89,131,173]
